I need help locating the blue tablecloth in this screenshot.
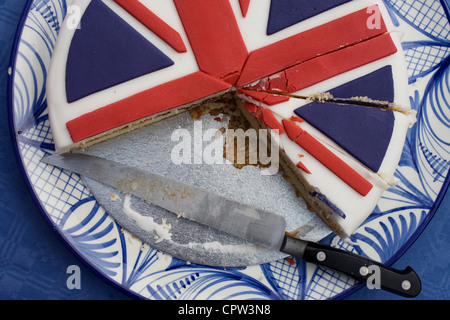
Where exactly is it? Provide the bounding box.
[0,0,448,300]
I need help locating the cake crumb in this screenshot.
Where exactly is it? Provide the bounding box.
[110,193,120,201]
[307,92,334,102]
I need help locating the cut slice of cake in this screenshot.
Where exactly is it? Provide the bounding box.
[236,35,415,238]
[46,0,414,239]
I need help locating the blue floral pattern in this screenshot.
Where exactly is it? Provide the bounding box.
[8,0,450,299]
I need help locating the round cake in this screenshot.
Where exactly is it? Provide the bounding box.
[46,0,416,239]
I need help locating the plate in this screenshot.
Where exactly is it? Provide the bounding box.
[80,108,330,268]
[8,0,450,300]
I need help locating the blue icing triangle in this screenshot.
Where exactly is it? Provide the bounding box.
[66,0,174,103]
[294,67,397,172]
[267,0,351,35]
[295,102,394,172]
[328,66,395,102]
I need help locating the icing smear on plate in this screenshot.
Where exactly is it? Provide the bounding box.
[122,194,173,243]
[122,194,259,254]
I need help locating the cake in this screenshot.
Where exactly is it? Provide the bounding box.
[46,0,416,239]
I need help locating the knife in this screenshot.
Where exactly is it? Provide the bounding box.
[41,153,421,297]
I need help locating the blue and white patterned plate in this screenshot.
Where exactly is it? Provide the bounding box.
[8,0,450,300]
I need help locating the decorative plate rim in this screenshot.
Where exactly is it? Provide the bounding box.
[6,0,450,300]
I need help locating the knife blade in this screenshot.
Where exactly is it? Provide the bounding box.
[41,153,421,297]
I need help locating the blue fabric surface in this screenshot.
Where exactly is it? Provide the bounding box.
[0,0,448,300]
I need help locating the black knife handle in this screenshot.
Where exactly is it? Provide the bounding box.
[281,236,421,298]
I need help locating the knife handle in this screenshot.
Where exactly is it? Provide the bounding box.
[281,236,421,298]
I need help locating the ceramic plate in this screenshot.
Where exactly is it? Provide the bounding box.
[8,0,450,300]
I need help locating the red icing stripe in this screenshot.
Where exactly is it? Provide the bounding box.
[282,120,373,196]
[263,95,290,106]
[261,108,285,134]
[239,0,251,17]
[283,118,304,141]
[244,102,258,113]
[174,0,248,84]
[290,116,304,122]
[236,6,388,87]
[276,33,397,93]
[67,72,231,142]
[296,161,311,174]
[113,0,187,53]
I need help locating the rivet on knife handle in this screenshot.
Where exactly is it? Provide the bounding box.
[280,236,421,298]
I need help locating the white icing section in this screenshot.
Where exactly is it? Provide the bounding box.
[231,0,398,52]
[47,0,201,150]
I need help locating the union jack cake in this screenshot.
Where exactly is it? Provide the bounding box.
[47,0,416,238]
